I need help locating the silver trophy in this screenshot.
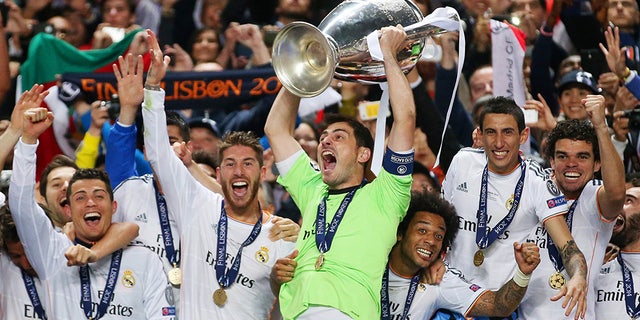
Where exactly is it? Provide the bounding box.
[272,0,460,97]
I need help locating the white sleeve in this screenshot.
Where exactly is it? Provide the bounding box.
[275,149,304,177]
[436,269,488,316]
[141,89,221,233]
[9,139,72,279]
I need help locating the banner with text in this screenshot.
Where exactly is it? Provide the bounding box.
[62,68,281,110]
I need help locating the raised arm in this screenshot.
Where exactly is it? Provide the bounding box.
[0,85,48,169]
[584,95,625,219]
[106,53,145,187]
[468,242,540,317]
[64,221,140,266]
[380,25,415,152]
[544,216,587,319]
[10,107,63,278]
[264,88,303,163]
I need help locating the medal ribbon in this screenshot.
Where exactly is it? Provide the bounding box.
[316,180,366,255]
[153,181,178,266]
[618,253,640,319]
[21,269,47,320]
[380,265,420,320]
[78,248,123,320]
[546,199,577,273]
[215,200,262,288]
[476,159,526,249]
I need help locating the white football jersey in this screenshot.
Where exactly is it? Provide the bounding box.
[595,252,640,319]
[142,89,296,319]
[519,181,614,319]
[442,149,567,289]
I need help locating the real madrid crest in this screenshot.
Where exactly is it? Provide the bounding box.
[506,194,515,210]
[122,270,136,288]
[255,246,269,263]
[546,180,560,196]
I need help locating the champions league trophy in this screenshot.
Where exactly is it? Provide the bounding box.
[271,0,460,98]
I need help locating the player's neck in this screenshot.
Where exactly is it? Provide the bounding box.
[389,247,420,278]
[327,174,365,191]
[225,202,262,224]
[624,240,640,253]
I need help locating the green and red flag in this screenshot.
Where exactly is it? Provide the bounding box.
[19,30,149,179]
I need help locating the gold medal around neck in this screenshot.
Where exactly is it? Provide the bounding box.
[549,271,566,290]
[213,288,227,307]
[315,254,324,270]
[473,250,484,267]
[168,265,182,286]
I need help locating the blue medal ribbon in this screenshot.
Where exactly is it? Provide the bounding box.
[78,248,123,320]
[153,181,178,267]
[476,159,526,249]
[380,265,420,320]
[617,253,640,319]
[546,199,577,273]
[316,180,366,255]
[21,269,47,320]
[215,200,262,288]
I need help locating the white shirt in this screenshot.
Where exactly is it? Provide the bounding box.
[0,253,47,319]
[442,149,567,289]
[113,174,181,310]
[142,89,296,319]
[519,181,614,319]
[9,139,175,320]
[595,252,640,319]
[388,266,486,320]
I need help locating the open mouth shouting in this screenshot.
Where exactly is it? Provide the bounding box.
[83,212,102,227]
[321,151,337,172]
[613,215,625,234]
[231,181,249,198]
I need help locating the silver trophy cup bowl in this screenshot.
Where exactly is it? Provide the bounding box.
[272,0,459,97]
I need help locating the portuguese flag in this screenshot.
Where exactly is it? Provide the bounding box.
[19,30,150,179]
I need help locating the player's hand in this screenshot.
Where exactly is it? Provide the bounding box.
[423,257,445,285]
[145,29,171,87]
[113,53,144,125]
[550,273,587,319]
[582,94,607,129]
[271,250,298,284]
[513,242,540,275]
[65,244,98,266]
[22,107,53,144]
[269,216,300,242]
[12,84,49,134]
[172,141,193,167]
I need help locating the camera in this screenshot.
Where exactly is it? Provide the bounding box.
[101,94,121,120]
[623,108,640,131]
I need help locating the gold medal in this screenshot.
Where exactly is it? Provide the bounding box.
[168,264,182,286]
[213,288,227,307]
[315,254,324,270]
[548,271,566,290]
[473,249,484,267]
